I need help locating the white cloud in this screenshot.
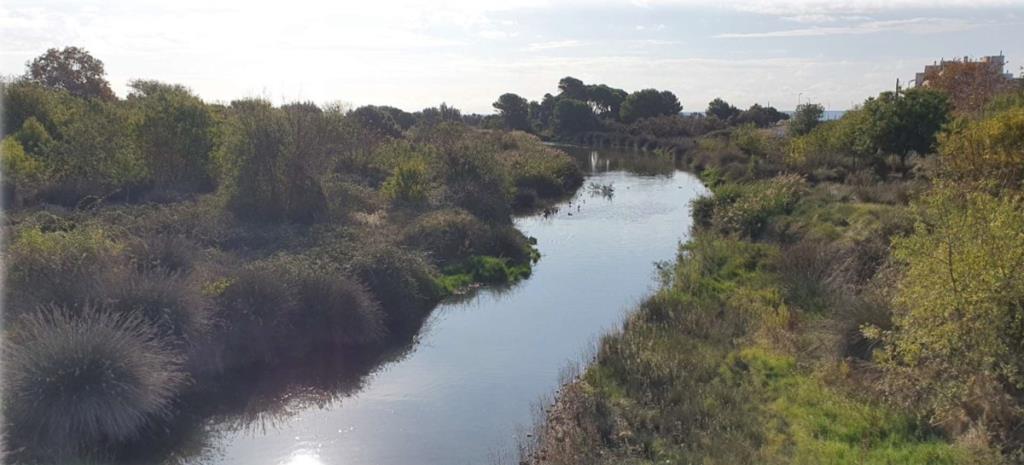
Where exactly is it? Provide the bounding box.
[716,17,976,38]
[523,39,586,51]
[632,0,1023,15]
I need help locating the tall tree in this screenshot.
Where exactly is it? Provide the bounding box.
[493,93,530,131]
[25,47,115,100]
[553,99,597,135]
[558,77,587,101]
[706,98,741,122]
[587,84,628,119]
[620,89,682,123]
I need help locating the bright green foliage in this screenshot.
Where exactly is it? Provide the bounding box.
[1,137,46,204]
[128,80,217,191]
[939,105,1024,189]
[789,103,825,136]
[619,88,682,123]
[382,159,430,205]
[730,349,964,465]
[13,117,55,156]
[880,187,1024,429]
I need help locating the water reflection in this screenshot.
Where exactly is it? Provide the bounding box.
[557,145,681,177]
[145,146,707,465]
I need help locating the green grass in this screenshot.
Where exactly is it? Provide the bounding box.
[731,348,963,465]
[437,255,534,293]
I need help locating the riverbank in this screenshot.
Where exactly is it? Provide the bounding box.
[522,88,1024,464]
[1,79,583,464]
[153,152,705,465]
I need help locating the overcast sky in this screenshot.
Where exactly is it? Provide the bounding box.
[2,0,1022,113]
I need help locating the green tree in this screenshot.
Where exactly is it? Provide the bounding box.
[620,89,682,123]
[706,98,741,122]
[862,88,950,168]
[493,93,530,131]
[25,47,115,100]
[557,76,587,100]
[586,84,628,118]
[789,103,824,136]
[128,80,217,191]
[553,99,597,135]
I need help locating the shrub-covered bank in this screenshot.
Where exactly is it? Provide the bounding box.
[1,48,583,464]
[523,82,1024,464]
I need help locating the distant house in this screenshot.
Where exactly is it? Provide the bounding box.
[914,54,1016,87]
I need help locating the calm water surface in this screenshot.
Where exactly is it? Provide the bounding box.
[179,148,707,465]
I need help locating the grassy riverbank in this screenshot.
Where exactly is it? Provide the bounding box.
[1,73,582,463]
[524,86,1024,464]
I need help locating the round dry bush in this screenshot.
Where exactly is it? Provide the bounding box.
[3,306,185,459]
[110,272,211,346]
[214,264,297,367]
[348,246,443,329]
[294,273,386,348]
[402,208,488,264]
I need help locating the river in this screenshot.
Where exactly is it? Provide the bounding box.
[173,147,708,465]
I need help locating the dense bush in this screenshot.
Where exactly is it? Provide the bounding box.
[217,99,331,223]
[4,225,122,315]
[128,80,217,192]
[695,174,807,238]
[3,307,185,460]
[382,159,431,206]
[293,271,386,348]
[347,245,444,330]
[109,273,211,346]
[876,187,1024,443]
[938,105,1024,190]
[214,260,299,367]
[402,209,489,264]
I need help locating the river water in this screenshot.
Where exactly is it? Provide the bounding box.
[174,147,707,465]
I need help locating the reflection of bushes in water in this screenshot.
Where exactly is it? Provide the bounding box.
[3,306,186,462]
[561,145,678,177]
[119,331,422,465]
